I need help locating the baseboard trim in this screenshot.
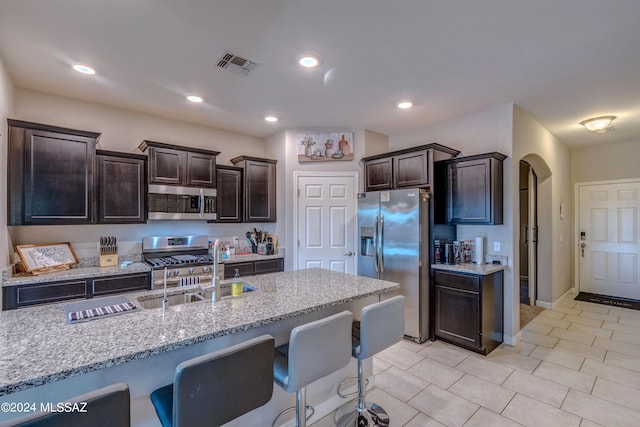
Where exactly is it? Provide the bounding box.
[503,331,521,346]
[535,287,577,310]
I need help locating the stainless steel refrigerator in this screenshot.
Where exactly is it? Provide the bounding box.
[358,188,431,342]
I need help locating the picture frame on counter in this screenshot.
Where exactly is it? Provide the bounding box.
[15,242,79,274]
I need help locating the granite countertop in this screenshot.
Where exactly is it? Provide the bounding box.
[0,268,398,396]
[2,263,152,287]
[431,263,506,275]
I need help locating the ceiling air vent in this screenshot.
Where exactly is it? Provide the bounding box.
[216,51,257,76]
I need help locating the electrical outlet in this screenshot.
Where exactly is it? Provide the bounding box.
[232,236,239,247]
[493,241,501,252]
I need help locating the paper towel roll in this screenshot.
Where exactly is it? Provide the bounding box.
[475,235,484,264]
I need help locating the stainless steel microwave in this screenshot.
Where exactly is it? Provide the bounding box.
[147,185,216,220]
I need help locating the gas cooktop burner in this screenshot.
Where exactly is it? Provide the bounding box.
[145,255,214,268]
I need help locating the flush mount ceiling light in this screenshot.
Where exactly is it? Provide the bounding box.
[186,95,203,103]
[299,55,319,68]
[397,101,413,109]
[72,64,95,75]
[265,116,278,122]
[580,115,616,134]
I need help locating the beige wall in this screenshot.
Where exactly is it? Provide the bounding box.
[6,89,270,261]
[0,57,14,269]
[14,89,264,164]
[267,129,363,271]
[571,140,640,184]
[513,106,572,304]
[389,103,521,343]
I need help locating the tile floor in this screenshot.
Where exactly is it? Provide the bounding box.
[312,296,640,427]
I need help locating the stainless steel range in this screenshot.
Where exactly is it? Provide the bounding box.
[142,235,224,289]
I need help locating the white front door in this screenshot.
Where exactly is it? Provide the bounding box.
[295,173,356,273]
[578,180,640,299]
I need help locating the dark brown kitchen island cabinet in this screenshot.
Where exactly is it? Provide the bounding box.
[97,151,147,223]
[362,144,460,192]
[224,258,284,279]
[230,156,277,222]
[434,269,503,355]
[8,119,100,225]
[445,152,506,225]
[138,140,219,188]
[215,165,243,223]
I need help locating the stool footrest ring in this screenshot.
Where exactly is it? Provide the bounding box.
[272,405,314,427]
[337,376,370,398]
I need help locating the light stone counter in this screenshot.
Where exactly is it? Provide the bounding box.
[431,262,506,275]
[0,268,397,397]
[2,263,151,287]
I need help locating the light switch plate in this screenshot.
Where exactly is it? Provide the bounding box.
[493,241,501,251]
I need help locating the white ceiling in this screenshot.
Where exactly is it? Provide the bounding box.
[1,0,639,147]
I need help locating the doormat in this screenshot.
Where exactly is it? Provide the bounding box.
[574,292,640,311]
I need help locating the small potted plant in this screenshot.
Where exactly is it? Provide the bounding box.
[301,136,316,157]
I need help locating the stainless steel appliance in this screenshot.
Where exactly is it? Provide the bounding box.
[358,189,431,342]
[147,185,216,221]
[142,235,224,289]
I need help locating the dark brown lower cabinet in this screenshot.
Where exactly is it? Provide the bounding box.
[2,272,151,310]
[224,258,284,279]
[434,269,503,355]
[91,273,150,296]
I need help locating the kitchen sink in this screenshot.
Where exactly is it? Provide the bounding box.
[137,284,257,309]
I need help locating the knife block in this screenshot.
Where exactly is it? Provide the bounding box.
[99,253,118,267]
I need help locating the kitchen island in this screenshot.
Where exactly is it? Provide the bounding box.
[0,268,398,426]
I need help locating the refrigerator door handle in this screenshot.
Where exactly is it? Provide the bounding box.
[374,214,379,273]
[379,214,385,273]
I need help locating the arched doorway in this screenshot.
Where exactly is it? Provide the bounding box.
[519,154,552,310]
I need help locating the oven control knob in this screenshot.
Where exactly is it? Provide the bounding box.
[202,266,208,273]
[188,267,194,274]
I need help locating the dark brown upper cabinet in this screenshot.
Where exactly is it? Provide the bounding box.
[230,156,277,222]
[8,119,100,225]
[364,157,393,191]
[96,150,147,224]
[139,140,219,188]
[215,165,243,223]
[362,144,459,192]
[393,149,430,188]
[445,152,506,225]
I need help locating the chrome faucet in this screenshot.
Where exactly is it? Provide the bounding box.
[211,239,221,302]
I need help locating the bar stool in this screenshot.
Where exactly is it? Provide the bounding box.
[273,310,353,427]
[150,334,274,427]
[0,383,130,427]
[335,296,405,427]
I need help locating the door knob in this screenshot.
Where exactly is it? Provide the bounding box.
[343,251,354,257]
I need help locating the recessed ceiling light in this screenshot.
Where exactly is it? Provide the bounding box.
[72,64,95,75]
[187,95,203,103]
[299,56,319,68]
[397,101,413,109]
[265,116,278,122]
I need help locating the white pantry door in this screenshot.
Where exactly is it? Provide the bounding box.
[578,181,640,299]
[295,173,356,273]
